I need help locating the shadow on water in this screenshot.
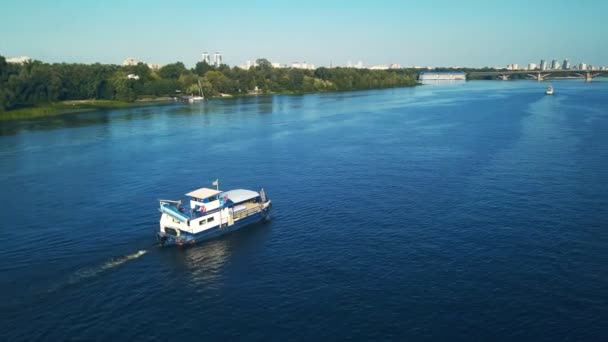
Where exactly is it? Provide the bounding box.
[168,96,280,121]
[157,219,273,288]
[0,103,179,136]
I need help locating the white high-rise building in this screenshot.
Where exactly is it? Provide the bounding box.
[213,52,223,67]
[579,63,587,70]
[540,59,547,71]
[551,59,560,70]
[528,63,537,70]
[201,52,211,64]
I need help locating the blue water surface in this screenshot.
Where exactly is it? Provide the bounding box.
[1,80,607,341]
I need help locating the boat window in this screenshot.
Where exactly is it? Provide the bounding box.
[199,219,206,225]
[164,227,178,236]
[207,216,215,223]
[203,195,218,203]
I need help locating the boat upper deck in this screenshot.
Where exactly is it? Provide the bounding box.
[186,188,221,201]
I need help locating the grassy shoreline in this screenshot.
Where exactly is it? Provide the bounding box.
[0,98,174,121]
[1,83,419,121]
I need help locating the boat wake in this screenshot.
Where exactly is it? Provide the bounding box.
[46,250,147,293]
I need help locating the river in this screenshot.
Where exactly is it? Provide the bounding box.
[1,80,607,340]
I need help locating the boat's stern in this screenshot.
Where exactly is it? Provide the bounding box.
[157,200,195,246]
[262,199,272,220]
[157,222,197,246]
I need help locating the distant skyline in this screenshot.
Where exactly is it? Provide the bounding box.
[1,0,607,68]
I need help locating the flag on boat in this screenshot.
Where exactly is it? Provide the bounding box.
[212,179,219,188]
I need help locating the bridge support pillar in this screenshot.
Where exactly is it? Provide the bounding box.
[575,72,602,82]
[527,72,550,81]
[539,73,551,81]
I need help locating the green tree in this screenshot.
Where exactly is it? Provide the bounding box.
[110,72,136,102]
[159,62,186,80]
[256,58,272,70]
[194,61,214,76]
[204,70,231,94]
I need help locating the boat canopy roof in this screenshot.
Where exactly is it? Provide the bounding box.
[186,188,221,199]
[221,189,259,204]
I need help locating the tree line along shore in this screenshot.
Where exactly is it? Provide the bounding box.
[0,56,419,120]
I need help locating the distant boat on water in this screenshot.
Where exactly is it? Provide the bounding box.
[179,80,205,103]
[187,81,205,103]
[545,86,554,95]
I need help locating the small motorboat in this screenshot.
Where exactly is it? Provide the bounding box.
[545,86,554,95]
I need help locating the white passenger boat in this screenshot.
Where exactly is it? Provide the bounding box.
[157,182,271,246]
[545,86,554,95]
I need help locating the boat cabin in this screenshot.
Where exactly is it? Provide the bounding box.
[186,187,222,214]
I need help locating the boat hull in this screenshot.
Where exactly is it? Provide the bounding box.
[157,208,270,247]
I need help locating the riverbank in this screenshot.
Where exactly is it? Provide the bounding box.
[0,83,420,121]
[1,55,419,120]
[0,98,174,121]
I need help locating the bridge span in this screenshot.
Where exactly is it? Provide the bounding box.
[469,70,607,81]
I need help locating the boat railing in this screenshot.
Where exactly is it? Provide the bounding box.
[232,204,263,220]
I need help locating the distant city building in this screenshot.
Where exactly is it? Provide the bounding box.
[551,59,560,70]
[419,71,466,81]
[237,60,253,69]
[237,60,288,69]
[507,64,519,70]
[355,61,364,69]
[201,52,211,64]
[528,63,537,70]
[579,63,587,70]
[291,62,315,70]
[6,56,32,64]
[540,59,547,71]
[369,65,389,70]
[123,57,140,66]
[389,63,401,69]
[213,52,223,67]
[147,63,161,71]
[562,59,570,70]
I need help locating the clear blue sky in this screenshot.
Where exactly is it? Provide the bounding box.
[1,0,607,68]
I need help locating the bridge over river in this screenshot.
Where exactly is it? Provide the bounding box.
[468,69,607,81]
